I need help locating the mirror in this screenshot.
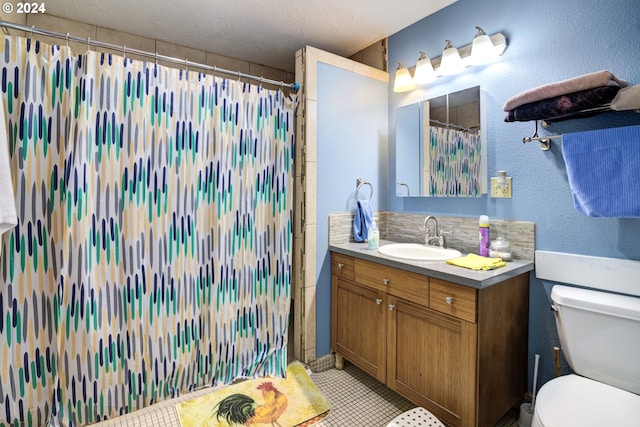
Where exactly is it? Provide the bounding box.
[395,86,486,197]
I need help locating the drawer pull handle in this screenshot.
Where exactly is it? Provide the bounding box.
[445,296,454,305]
[375,298,382,305]
[382,278,389,285]
[338,263,344,269]
[388,304,395,311]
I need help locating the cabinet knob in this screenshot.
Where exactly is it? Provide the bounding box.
[338,263,344,269]
[382,278,389,285]
[445,296,453,305]
[375,298,382,305]
[388,304,395,311]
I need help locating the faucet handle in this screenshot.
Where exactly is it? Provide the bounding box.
[438,229,452,248]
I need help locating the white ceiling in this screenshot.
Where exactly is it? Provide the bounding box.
[44,0,458,72]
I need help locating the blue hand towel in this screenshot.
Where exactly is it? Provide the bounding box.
[561,125,640,217]
[353,200,373,242]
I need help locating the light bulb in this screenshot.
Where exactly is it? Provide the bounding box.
[471,26,499,65]
[393,62,416,92]
[413,52,436,85]
[439,40,465,76]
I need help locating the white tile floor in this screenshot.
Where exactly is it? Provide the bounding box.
[310,362,519,427]
[92,360,520,427]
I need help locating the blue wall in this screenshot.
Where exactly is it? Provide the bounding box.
[387,0,640,391]
[316,62,388,356]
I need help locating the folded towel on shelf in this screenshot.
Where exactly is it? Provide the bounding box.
[562,125,640,217]
[446,253,507,271]
[504,85,621,122]
[503,70,628,111]
[353,199,373,242]
[610,84,640,111]
[0,99,18,256]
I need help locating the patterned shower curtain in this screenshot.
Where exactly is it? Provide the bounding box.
[0,36,295,426]
[427,126,481,197]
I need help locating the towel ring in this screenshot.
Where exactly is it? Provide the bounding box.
[356,178,373,202]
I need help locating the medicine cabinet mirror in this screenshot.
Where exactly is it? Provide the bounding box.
[395,86,487,197]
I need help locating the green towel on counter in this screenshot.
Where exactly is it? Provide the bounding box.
[446,253,507,271]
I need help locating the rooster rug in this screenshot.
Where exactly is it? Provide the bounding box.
[176,361,331,427]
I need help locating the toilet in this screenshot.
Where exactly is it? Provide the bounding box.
[386,407,445,427]
[531,285,640,427]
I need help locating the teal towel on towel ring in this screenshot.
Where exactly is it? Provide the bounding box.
[353,199,373,242]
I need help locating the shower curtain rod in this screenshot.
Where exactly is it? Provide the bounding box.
[429,119,478,133]
[0,20,300,91]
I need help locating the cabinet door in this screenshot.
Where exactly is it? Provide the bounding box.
[332,276,386,382]
[387,296,477,427]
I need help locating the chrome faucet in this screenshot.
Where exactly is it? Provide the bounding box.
[420,215,451,248]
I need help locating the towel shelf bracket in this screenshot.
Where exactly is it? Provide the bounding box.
[522,120,561,151]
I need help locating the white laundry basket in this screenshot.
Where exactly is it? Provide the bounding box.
[386,407,445,427]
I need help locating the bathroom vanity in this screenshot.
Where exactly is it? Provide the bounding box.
[330,242,533,427]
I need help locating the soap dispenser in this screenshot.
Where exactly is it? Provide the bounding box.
[367,220,379,250]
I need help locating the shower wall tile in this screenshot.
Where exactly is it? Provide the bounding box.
[156,39,207,68]
[305,159,317,226]
[3,1,27,27]
[249,63,289,85]
[96,27,156,63]
[304,285,317,360]
[292,236,304,298]
[294,110,305,179]
[26,14,97,53]
[349,39,386,72]
[303,100,318,162]
[205,52,250,74]
[28,13,292,84]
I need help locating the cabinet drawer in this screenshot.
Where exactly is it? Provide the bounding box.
[332,253,355,281]
[355,259,429,306]
[430,278,477,323]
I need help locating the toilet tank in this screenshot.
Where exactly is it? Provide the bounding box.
[551,285,640,395]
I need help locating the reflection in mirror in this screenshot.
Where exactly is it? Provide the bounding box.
[396,86,486,197]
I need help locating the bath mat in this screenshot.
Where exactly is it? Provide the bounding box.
[176,361,330,427]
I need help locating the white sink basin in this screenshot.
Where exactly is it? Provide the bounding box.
[378,243,462,261]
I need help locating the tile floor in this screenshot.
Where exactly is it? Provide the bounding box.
[93,360,520,427]
[310,361,520,427]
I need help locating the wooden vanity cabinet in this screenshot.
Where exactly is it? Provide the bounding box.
[331,252,386,382]
[331,254,529,427]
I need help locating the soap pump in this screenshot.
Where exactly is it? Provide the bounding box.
[367,220,379,250]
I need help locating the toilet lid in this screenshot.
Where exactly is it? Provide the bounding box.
[533,374,640,427]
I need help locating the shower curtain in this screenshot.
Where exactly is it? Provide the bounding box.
[0,35,296,426]
[427,126,481,197]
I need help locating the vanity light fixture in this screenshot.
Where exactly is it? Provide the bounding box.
[393,27,508,92]
[393,62,416,92]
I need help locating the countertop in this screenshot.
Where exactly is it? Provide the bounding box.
[329,240,534,289]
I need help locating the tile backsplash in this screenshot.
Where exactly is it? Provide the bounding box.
[329,212,535,261]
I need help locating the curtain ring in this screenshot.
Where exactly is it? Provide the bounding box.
[30,25,34,38]
[123,45,126,59]
[65,32,70,47]
[87,37,91,52]
[154,52,158,65]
